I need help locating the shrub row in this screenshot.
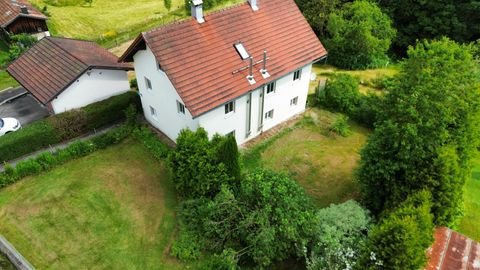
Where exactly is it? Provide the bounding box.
[132,127,171,160]
[0,91,140,163]
[0,126,131,188]
[318,73,382,128]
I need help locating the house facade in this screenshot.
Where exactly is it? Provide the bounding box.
[121,0,327,144]
[0,0,49,39]
[8,37,132,114]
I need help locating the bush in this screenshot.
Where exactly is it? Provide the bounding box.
[0,91,139,163]
[330,115,351,137]
[198,249,239,270]
[171,228,203,261]
[129,78,137,89]
[305,200,371,270]
[132,127,170,160]
[319,74,361,115]
[352,94,382,128]
[325,1,396,69]
[169,128,234,198]
[356,190,434,270]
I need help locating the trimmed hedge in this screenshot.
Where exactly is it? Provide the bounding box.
[0,124,171,190]
[0,91,140,163]
[0,126,131,188]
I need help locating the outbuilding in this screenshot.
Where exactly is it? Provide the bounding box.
[7,37,133,114]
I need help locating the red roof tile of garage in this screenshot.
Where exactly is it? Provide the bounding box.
[426,227,480,270]
[7,37,132,105]
[0,0,46,28]
[120,0,327,117]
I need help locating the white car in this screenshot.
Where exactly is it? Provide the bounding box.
[0,118,21,136]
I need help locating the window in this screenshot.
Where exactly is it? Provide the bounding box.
[225,101,235,114]
[177,101,185,114]
[266,82,275,94]
[145,77,152,90]
[265,109,274,119]
[234,43,250,60]
[150,106,157,118]
[290,96,298,106]
[293,69,301,81]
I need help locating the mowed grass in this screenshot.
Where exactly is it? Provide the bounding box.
[243,109,370,207]
[28,0,243,47]
[0,71,19,91]
[458,151,480,242]
[0,140,182,269]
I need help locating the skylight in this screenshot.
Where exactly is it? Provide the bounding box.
[234,43,250,60]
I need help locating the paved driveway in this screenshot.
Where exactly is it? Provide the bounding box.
[0,87,50,126]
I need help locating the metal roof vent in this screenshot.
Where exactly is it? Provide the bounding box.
[246,56,256,85]
[260,50,270,79]
[191,0,205,24]
[248,0,258,11]
[20,5,29,14]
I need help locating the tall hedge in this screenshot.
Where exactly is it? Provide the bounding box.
[356,190,434,270]
[0,91,139,163]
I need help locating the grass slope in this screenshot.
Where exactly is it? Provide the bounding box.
[0,71,19,91]
[243,109,369,207]
[458,151,480,242]
[28,0,243,47]
[0,140,182,269]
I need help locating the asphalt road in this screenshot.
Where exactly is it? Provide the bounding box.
[0,87,49,126]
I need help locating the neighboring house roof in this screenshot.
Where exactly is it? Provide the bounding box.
[7,37,132,104]
[120,0,327,117]
[0,0,46,28]
[426,227,480,270]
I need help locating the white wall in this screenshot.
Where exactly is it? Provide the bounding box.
[51,68,130,114]
[198,64,312,144]
[133,47,198,141]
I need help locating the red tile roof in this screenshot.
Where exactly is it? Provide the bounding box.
[0,0,46,28]
[7,37,132,105]
[426,227,480,270]
[120,0,327,117]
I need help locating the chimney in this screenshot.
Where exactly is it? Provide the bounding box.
[247,56,256,84]
[248,0,258,11]
[260,49,270,79]
[20,6,29,14]
[191,0,205,24]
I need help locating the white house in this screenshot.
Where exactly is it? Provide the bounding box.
[120,0,327,144]
[7,37,133,114]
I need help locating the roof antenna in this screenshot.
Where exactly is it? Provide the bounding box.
[247,56,256,85]
[260,49,270,79]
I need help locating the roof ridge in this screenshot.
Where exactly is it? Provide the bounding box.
[48,37,90,67]
[143,1,248,35]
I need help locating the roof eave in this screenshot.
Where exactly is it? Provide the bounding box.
[2,13,48,28]
[118,33,146,63]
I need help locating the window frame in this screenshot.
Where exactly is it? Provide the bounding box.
[177,100,186,114]
[145,77,152,90]
[150,106,157,119]
[266,82,276,94]
[265,109,274,120]
[293,69,301,81]
[225,101,235,114]
[290,96,298,106]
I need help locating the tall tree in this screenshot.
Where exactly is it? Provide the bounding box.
[357,38,480,226]
[294,0,350,37]
[325,0,396,69]
[379,0,480,54]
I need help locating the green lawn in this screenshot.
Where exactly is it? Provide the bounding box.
[243,109,370,207]
[0,140,183,269]
[0,71,19,91]
[28,0,243,47]
[458,151,480,242]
